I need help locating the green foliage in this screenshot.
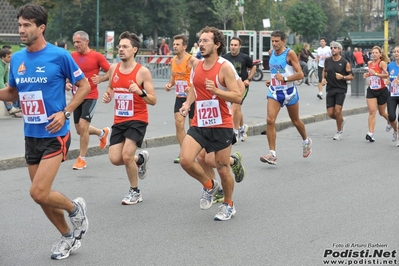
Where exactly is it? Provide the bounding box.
[284,0,327,42]
[208,0,238,30]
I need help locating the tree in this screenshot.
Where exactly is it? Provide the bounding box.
[318,0,344,43]
[208,0,238,30]
[284,0,327,42]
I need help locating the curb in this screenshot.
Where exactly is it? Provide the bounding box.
[0,106,369,171]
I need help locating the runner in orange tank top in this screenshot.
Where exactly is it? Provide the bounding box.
[179,26,242,221]
[165,35,197,164]
[362,46,393,142]
[102,31,157,205]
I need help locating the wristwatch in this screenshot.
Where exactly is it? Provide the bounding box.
[140,89,148,97]
[284,76,288,82]
[63,109,71,119]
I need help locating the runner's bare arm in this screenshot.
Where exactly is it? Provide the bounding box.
[165,58,175,91]
[138,67,156,106]
[103,64,116,103]
[0,85,18,102]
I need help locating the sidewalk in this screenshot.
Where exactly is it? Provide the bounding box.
[0,74,368,170]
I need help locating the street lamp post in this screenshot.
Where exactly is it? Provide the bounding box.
[274,0,282,29]
[358,0,361,31]
[96,0,99,52]
[235,0,246,30]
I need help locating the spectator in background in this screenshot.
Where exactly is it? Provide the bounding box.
[0,48,22,117]
[190,42,199,56]
[160,38,169,55]
[57,41,67,49]
[298,43,315,85]
[353,47,365,68]
[342,46,355,67]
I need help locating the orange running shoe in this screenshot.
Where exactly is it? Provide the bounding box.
[99,127,110,149]
[73,157,87,170]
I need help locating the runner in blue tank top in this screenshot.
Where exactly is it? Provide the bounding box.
[260,30,312,165]
[0,4,91,260]
[386,45,399,146]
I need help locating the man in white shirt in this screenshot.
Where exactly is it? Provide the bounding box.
[315,37,332,99]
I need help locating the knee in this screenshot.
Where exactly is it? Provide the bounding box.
[30,186,47,205]
[368,109,376,116]
[179,156,192,171]
[175,117,184,128]
[108,153,122,166]
[122,153,134,165]
[266,116,275,126]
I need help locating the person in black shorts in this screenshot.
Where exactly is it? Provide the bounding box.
[322,41,353,140]
[0,4,91,260]
[222,36,256,142]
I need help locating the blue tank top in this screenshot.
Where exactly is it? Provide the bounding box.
[269,48,295,90]
[387,61,399,97]
[8,43,85,138]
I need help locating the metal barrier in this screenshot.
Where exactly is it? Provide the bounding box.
[136,55,173,81]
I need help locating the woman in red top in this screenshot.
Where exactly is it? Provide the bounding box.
[362,46,393,142]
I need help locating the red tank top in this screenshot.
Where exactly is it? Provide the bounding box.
[368,60,386,90]
[111,62,148,125]
[191,58,233,128]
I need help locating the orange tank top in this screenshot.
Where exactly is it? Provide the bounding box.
[368,60,386,90]
[111,62,148,125]
[171,53,192,98]
[191,57,233,128]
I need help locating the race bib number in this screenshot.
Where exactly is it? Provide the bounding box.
[114,92,134,117]
[19,90,48,124]
[196,100,222,127]
[175,80,188,96]
[369,76,381,90]
[390,83,399,96]
[271,74,287,91]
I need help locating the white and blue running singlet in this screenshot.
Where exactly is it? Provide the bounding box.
[8,43,85,138]
[267,48,299,107]
[387,61,399,97]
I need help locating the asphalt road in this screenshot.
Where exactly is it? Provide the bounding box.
[1,113,398,266]
[0,75,368,169]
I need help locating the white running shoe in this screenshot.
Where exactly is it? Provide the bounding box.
[121,189,143,205]
[200,180,220,210]
[333,132,342,140]
[386,124,392,132]
[138,150,149,179]
[239,124,248,142]
[51,236,81,260]
[393,131,398,142]
[214,203,236,221]
[70,197,88,240]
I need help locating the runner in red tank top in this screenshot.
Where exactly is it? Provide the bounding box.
[102,31,157,205]
[362,46,392,142]
[179,26,242,221]
[70,30,112,170]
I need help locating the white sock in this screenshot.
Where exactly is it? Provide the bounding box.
[270,150,276,156]
[99,129,105,138]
